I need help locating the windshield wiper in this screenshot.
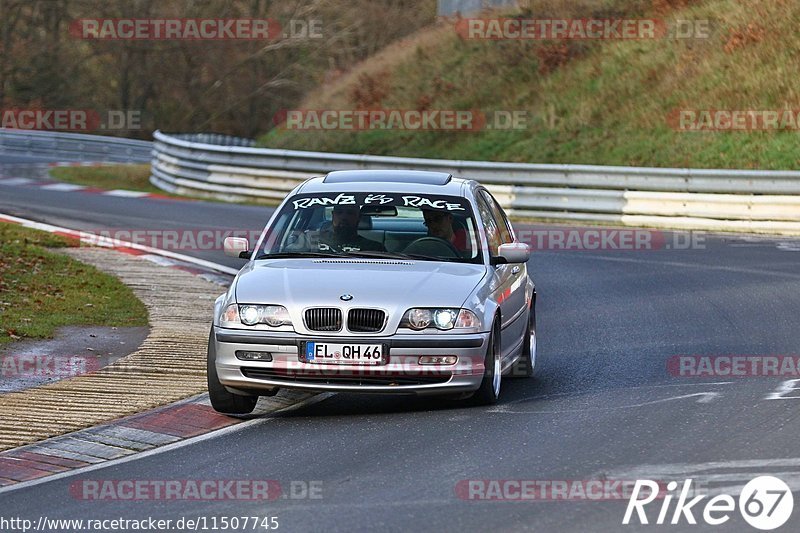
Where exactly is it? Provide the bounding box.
[340,250,412,260]
[255,251,344,260]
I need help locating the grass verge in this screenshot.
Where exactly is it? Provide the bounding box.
[0,223,149,346]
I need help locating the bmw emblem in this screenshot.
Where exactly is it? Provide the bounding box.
[340,294,353,301]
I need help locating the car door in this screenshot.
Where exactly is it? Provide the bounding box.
[476,190,527,364]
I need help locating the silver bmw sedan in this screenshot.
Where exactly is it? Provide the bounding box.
[208,170,536,414]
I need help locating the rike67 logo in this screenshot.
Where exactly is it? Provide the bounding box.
[623,476,794,530]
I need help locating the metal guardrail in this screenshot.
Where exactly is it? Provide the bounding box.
[167,133,256,148]
[150,130,800,235]
[2,129,797,235]
[0,129,151,163]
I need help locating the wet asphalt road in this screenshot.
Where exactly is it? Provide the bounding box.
[1,157,800,532]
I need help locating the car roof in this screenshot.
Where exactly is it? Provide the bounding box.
[296,170,477,197]
[324,170,451,185]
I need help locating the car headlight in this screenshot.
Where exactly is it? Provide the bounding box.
[220,303,241,327]
[454,309,480,329]
[240,305,260,325]
[400,308,480,331]
[433,309,456,330]
[220,304,292,328]
[406,308,433,330]
[261,305,292,327]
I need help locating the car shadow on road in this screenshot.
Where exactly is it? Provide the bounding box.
[266,377,549,418]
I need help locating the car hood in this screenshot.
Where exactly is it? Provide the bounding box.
[234,259,487,312]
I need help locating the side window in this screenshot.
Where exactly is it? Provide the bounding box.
[481,191,513,244]
[476,194,501,257]
[263,209,295,252]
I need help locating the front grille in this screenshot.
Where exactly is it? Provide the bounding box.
[304,308,342,332]
[241,367,451,386]
[347,308,386,333]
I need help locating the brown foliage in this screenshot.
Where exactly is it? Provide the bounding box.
[652,0,694,16]
[535,43,571,75]
[349,71,390,108]
[724,23,765,54]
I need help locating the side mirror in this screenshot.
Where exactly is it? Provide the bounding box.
[492,242,530,265]
[224,237,250,259]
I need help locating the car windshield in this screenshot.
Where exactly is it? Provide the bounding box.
[257,192,482,263]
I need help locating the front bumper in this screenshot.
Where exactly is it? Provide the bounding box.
[212,326,489,396]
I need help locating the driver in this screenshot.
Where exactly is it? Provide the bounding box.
[422,209,468,251]
[320,204,385,252]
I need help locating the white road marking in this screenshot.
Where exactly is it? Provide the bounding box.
[495,381,732,406]
[634,381,734,388]
[138,253,180,267]
[594,458,800,496]
[597,457,800,477]
[765,379,800,400]
[489,391,722,414]
[0,178,34,186]
[730,242,800,252]
[104,189,150,197]
[40,183,86,191]
[558,253,800,280]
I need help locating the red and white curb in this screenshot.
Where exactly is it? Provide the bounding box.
[0,396,233,487]
[0,392,323,492]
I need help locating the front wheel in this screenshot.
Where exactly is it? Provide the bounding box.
[207,328,258,415]
[469,324,501,405]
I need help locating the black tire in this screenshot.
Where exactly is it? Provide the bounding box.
[207,328,258,415]
[469,322,502,405]
[509,305,536,379]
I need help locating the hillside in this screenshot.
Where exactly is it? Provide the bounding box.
[260,0,800,170]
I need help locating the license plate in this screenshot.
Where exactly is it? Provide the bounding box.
[303,342,384,365]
